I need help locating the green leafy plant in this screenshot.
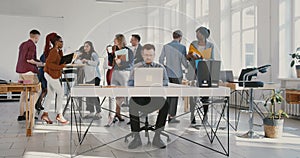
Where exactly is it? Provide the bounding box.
[264,90,289,119]
[290,47,300,67]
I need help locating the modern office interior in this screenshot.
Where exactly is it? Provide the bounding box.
[0,0,300,157]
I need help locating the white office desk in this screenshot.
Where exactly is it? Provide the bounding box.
[70,85,230,157]
[71,84,231,97]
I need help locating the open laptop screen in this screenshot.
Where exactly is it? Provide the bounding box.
[219,70,234,82]
[134,68,163,87]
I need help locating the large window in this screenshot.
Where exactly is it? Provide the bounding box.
[221,0,257,76]
[279,0,299,77]
[294,0,300,50]
[230,0,257,75]
[195,0,209,27]
[195,0,209,18]
[164,0,179,44]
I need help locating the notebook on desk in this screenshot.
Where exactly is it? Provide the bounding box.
[134,68,163,87]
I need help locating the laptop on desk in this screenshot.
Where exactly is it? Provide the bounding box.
[134,68,163,87]
[220,70,234,82]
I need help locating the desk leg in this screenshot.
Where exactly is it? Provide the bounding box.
[25,88,31,136]
[29,92,35,136]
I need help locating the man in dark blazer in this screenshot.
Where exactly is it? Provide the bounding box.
[130,34,143,64]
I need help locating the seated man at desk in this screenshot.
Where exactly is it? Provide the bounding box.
[127,44,170,149]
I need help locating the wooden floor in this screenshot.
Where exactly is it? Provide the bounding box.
[0,97,300,158]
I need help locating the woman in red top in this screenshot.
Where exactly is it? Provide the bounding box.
[42,35,69,125]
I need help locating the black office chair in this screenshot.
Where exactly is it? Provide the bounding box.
[238,65,271,139]
[124,97,170,145]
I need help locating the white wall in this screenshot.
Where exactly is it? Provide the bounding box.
[0,14,63,81]
[0,0,148,80]
[0,0,285,82]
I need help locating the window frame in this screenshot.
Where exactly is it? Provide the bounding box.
[230,0,257,68]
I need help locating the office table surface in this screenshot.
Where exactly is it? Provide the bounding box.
[38,63,85,68]
[221,82,280,91]
[70,84,231,97]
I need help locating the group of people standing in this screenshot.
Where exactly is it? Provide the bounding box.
[15,26,214,148]
[16,31,69,124]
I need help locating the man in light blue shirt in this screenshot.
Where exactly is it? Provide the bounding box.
[159,30,188,123]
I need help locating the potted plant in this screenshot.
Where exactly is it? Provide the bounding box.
[263,90,289,138]
[290,47,300,78]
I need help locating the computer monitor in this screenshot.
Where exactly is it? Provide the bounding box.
[196,60,221,87]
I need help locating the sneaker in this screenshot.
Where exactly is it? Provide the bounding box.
[18,111,37,121]
[17,115,26,121]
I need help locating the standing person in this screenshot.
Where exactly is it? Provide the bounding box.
[186,26,214,124]
[108,34,134,122]
[75,41,101,119]
[104,44,115,125]
[35,32,57,112]
[127,44,170,149]
[130,34,143,64]
[16,29,42,121]
[42,34,69,125]
[159,30,188,123]
[75,46,85,111]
